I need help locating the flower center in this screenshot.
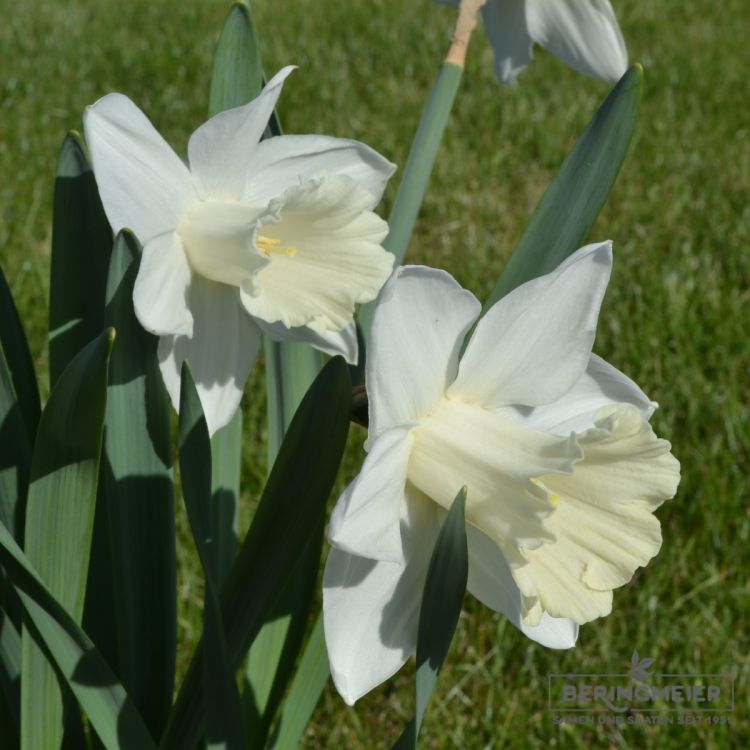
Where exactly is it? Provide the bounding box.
[256,235,297,257]
[408,397,574,553]
[178,199,270,287]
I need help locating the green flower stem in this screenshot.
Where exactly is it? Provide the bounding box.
[359,61,463,338]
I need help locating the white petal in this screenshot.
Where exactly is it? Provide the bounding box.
[323,490,439,705]
[329,426,414,563]
[501,354,656,436]
[482,0,534,84]
[526,0,628,83]
[466,525,578,648]
[450,242,613,409]
[133,232,193,336]
[409,397,582,551]
[239,174,393,332]
[513,404,680,624]
[255,318,359,365]
[157,278,261,435]
[245,135,396,207]
[366,266,480,446]
[83,93,196,243]
[187,66,296,200]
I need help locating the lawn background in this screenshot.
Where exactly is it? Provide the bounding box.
[0,0,747,748]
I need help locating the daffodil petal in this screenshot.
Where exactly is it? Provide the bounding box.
[526,0,628,83]
[157,277,261,436]
[409,397,581,551]
[255,318,359,365]
[450,242,613,409]
[482,0,534,84]
[239,174,392,332]
[366,266,481,447]
[501,354,656,436]
[83,93,196,243]
[133,231,193,337]
[245,134,396,207]
[329,425,414,563]
[187,66,296,200]
[465,524,578,648]
[513,404,680,624]
[323,490,439,705]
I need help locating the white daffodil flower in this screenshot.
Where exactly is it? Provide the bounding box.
[323,242,680,705]
[84,67,395,435]
[438,0,628,84]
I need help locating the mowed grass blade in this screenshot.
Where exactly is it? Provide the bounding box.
[482,66,642,311]
[20,328,113,750]
[0,519,156,750]
[160,356,351,750]
[101,231,176,740]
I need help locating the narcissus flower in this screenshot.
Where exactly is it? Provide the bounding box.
[323,243,679,704]
[84,67,395,434]
[438,0,628,84]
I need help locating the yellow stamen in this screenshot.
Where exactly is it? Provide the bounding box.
[257,234,297,257]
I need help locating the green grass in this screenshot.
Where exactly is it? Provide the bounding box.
[1,0,748,748]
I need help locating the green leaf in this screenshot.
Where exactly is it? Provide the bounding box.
[48,132,112,388]
[179,364,246,750]
[391,488,468,750]
[21,327,113,750]
[0,610,21,744]
[210,410,242,588]
[0,519,157,750]
[265,613,329,750]
[160,356,351,750]
[101,231,176,740]
[359,62,464,338]
[0,264,40,452]
[483,66,642,311]
[209,1,263,117]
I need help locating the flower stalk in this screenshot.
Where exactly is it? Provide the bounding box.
[359,0,487,338]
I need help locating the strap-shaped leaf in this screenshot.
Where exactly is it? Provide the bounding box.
[265,613,329,750]
[0,266,40,447]
[160,356,351,750]
[392,488,468,750]
[0,520,156,750]
[48,132,112,387]
[209,0,263,119]
[21,328,113,750]
[100,231,176,740]
[483,66,642,311]
[179,364,246,750]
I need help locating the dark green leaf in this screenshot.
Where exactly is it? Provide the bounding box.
[100,231,175,740]
[48,132,112,388]
[21,328,113,749]
[179,363,246,750]
[392,488,468,750]
[0,264,40,452]
[160,356,351,750]
[483,66,642,311]
[0,519,156,750]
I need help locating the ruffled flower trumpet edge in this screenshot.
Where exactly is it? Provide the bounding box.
[323,242,680,705]
[83,66,396,435]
